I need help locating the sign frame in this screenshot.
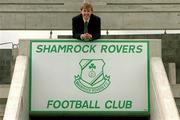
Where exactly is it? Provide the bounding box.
[29,40,150,116]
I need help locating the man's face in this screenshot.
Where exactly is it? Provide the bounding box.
[81,8,92,21]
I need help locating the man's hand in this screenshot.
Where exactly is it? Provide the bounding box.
[80,33,92,41]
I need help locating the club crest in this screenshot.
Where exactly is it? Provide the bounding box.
[74,59,110,94]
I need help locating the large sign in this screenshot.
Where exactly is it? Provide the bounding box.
[30,40,150,116]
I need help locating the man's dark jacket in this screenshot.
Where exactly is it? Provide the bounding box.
[72,14,101,40]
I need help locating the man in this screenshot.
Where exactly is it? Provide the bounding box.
[72,2,101,41]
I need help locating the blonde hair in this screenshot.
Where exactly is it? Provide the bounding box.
[80,2,93,11]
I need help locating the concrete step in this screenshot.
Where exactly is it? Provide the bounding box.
[174,98,180,115]
[171,85,180,115]
[175,99,180,105]
[177,68,180,84]
[0,104,5,115]
[0,84,10,99]
[171,84,180,98]
[0,104,5,119]
[0,84,10,120]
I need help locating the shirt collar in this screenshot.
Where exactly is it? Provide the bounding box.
[83,18,90,23]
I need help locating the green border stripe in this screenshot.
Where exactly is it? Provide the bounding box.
[30,111,150,116]
[29,41,32,112]
[147,41,150,113]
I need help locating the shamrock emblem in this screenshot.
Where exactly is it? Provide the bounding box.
[88,63,96,78]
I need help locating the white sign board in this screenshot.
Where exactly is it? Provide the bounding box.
[30,40,150,116]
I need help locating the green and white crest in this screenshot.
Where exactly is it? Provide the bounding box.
[74,59,110,94]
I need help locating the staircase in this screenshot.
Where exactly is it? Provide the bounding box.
[175,99,180,115]
[168,63,180,116]
[176,69,180,115]
[0,45,18,120]
[171,84,180,115]
[0,85,9,120]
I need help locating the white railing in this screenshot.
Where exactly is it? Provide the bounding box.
[151,57,180,120]
[3,56,29,120]
[0,42,18,49]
